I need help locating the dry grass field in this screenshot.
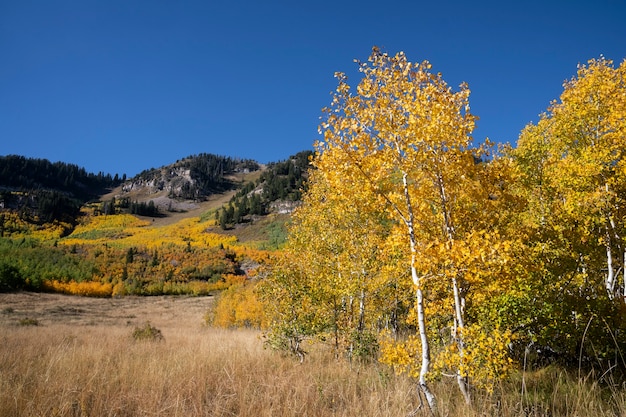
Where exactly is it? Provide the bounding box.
[1,292,625,416]
[0,292,213,329]
[0,292,419,417]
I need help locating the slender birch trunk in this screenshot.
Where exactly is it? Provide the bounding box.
[437,165,471,403]
[606,230,615,299]
[403,172,437,414]
[358,288,365,333]
[623,250,626,301]
[604,186,622,300]
[452,277,471,404]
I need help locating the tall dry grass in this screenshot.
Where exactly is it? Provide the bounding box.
[1,322,625,416]
[1,324,415,416]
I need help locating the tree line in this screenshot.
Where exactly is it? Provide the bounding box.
[0,155,123,199]
[98,197,161,217]
[0,156,123,223]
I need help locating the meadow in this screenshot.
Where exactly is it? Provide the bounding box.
[1,292,625,417]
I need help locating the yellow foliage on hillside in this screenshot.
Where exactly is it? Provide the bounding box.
[42,280,114,297]
[1,204,273,297]
[43,211,271,296]
[210,280,266,329]
[0,211,72,240]
[60,214,238,250]
[61,213,151,246]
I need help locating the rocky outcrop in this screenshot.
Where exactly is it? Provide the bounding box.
[269,200,301,214]
[122,167,196,198]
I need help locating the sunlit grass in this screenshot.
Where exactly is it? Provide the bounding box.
[2,321,625,417]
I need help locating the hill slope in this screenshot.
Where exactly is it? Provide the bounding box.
[0,155,122,223]
[0,150,312,229]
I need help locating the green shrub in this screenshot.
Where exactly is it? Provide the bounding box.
[19,317,39,326]
[131,322,164,342]
[0,262,23,292]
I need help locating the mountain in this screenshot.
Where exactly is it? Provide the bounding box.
[126,154,260,199]
[213,150,312,229]
[0,150,314,296]
[0,151,313,226]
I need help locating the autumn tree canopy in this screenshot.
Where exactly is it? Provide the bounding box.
[509,56,626,366]
[262,48,518,411]
[260,49,626,411]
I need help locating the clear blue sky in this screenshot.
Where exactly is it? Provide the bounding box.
[1,0,625,177]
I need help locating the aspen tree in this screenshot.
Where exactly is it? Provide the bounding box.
[260,149,400,361]
[515,58,626,300]
[317,47,494,411]
[510,57,626,365]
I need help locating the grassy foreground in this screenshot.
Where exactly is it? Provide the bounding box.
[1,296,625,416]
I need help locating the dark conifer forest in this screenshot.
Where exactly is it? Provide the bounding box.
[0,155,123,222]
[216,150,312,229]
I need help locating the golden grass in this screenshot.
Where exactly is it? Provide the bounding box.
[0,325,418,416]
[1,293,625,416]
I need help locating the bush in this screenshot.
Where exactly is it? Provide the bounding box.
[209,282,265,329]
[19,317,39,326]
[0,263,23,292]
[131,322,164,342]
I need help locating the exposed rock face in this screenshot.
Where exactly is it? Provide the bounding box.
[269,200,301,214]
[122,168,195,198]
[119,154,259,202]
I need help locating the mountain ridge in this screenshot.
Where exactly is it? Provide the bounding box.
[0,150,313,228]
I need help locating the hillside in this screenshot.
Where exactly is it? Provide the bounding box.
[0,155,122,224]
[0,151,312,228]
[0,150,312,296]
[100,160,264,227]
[124,154,260,201]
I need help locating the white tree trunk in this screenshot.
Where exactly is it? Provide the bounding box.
[415,281,437,413]
[404,172,437,414]
[437,164,471,403]
[453,277,471,404]
[604,191,622,300]
[605,228,616,299]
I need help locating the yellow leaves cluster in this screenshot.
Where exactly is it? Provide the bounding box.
[210,280,266,329]
[42,273,247,298]
[442,325,515,392]
[61,213,150,246]
[379,325,515,390]
[514,56,626,299]
[378,330,423,378]
[61,214,239,250]
[320,48,477,174]
[79,212,150,230]
[0,211,72,240]
[42,280,114,297]
[30,221,74,241]
[0,212,30,237]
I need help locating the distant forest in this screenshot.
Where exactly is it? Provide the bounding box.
[0,151,314,226]
[0,155,122,223]
[0,155,122,197]
[217,150,313,228]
